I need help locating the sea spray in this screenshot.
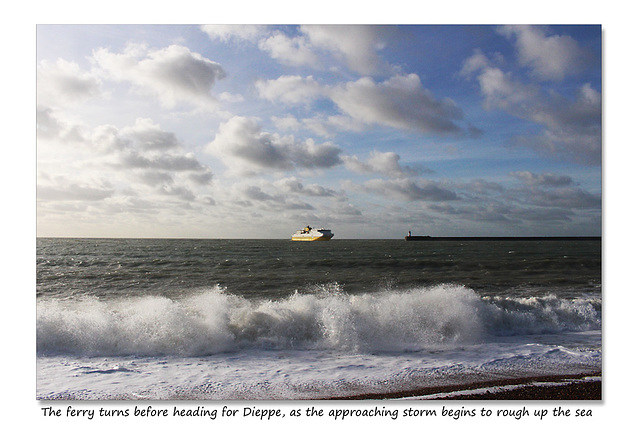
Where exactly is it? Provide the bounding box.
[36,284,601,357]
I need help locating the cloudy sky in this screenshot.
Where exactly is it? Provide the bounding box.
[36,24,602,239]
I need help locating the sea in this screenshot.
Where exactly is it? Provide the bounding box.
[36,238,602,400]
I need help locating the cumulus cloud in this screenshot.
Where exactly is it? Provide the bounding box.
[300,25,390,75]
[330,74,463,134]
[84,118,211,179]
[461,51,601,165]
[203,25,391,75]
[258,31,319,68]
[37,58,102,106]
[36,106,85,143]
[201,24,267,42]
[206,116,342,174]
[342,150,424,178]
[257,73,466,136]
[256,75,324,104]
[110,119,212,182]
[38,116,214,214]
[498,25,593,81]
[92,44,226,108]
[271,115,302,131]
[120,118,181,151]
[302,115,365,138]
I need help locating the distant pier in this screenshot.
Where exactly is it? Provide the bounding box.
[404,235,601,241]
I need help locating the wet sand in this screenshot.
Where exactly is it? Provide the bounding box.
[328,374,601,401]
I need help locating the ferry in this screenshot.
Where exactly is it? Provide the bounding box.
[291,226,334,241]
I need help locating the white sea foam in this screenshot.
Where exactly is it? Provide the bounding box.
[36,337,601,400]
[37,284,600,357]
[36,284,601,400]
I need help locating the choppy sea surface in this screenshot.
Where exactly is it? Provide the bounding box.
[36,238,601,400]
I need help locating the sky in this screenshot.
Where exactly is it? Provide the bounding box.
[36,24,602,239]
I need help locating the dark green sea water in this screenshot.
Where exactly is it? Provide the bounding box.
[36,238,601,301]
[36,238,602,399]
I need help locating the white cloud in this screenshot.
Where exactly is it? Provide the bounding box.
[36,106,85,143]
[271,115,301,131]
[38,116,214,216]
[201,24,267,42]
[218,92,244,103]
[342,150,421,178]
[330,74,464,134]
[37,58,102,106]
[227,25,391,75]
[205,116,342,174]
[258,31,319,68]
[300,25,389,75]
[461,53,537,110]
[302,115,365,138]
[255,75,324,104]
[36,25,601,238]
[257,73,465,135]
[92,44,226,108]
[462,52,601,164]
[498,25,593,81]
[112,119,212,180]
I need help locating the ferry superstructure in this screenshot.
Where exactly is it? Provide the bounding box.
[291,226,334,241]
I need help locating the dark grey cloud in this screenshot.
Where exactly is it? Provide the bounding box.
[511,171,574,187]
[274,177,337,197]
[123,120,181,151]
[158,184,196,201]
[361,178,457,202]
[460,179,506,195]
[522,187,601,209]
[37,182,114,202]
[120,151,208,172]
[137,171,174,187]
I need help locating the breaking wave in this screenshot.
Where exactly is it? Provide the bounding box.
[36,284,601,357]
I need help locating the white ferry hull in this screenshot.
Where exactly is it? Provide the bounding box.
[291,235,332,241]
[291,226,334,241]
